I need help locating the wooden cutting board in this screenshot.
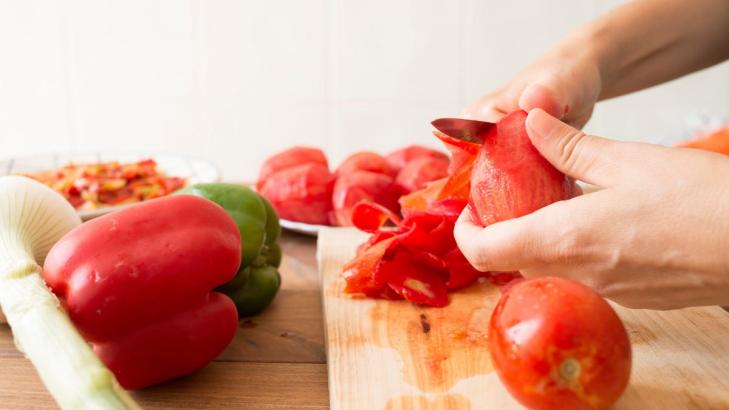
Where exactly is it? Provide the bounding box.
[317,228,729,410]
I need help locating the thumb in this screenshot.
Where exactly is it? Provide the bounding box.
[525,108,628,187]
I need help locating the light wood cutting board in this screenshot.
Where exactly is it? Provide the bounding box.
[317,228,729,410]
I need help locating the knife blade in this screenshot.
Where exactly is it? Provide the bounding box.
[430,118,495,144]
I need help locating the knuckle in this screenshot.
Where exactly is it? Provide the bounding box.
[542,208,586,264]
[557,129,589,173]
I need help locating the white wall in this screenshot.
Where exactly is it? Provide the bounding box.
[1,0,728,181]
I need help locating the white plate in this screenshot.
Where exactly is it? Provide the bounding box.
[0,152,220,220]
[279,219,331,236]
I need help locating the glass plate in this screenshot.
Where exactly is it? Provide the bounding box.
[0,152,220,220]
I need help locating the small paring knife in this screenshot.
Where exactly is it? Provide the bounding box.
[430,118,495,144]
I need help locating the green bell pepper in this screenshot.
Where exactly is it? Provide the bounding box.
[176,183,282,317]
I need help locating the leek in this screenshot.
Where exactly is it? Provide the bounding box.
[0,176,139,409]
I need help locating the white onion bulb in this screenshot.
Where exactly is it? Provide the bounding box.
[0,176,139,409]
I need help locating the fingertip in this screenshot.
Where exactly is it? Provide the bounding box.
[519,83,564,118]
[454,208,481,245]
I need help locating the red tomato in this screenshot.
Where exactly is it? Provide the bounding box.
[256,146,328,190]
[395,155,449,194]
[469,111,578,227]
[258,162,334,225]
[335,151,395,177]
[385,145,448,173]
[331,170,399,226]
[489,277,631,410]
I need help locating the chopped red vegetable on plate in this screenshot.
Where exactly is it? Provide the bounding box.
[25,159,186,210]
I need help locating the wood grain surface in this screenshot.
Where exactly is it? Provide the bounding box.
[318,228,729,410]
[0,231,328,409]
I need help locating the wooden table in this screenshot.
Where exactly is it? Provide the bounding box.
[0,231,328,409]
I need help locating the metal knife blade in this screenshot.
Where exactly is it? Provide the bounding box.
[430,118,495,144]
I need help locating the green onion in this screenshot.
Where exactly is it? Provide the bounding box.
[0,176,139,409]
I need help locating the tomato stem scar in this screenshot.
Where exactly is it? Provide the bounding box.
[559,358,581,382]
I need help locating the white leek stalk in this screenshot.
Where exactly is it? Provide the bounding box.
[0,176,140,409]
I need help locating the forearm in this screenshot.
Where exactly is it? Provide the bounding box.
[561,0,729,100]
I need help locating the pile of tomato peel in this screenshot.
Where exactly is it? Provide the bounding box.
[342,114,527,307]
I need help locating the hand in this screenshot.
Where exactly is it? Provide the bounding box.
[455,109,729,309]
[462,47,602,128]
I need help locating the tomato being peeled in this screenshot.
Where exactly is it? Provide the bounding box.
[488,277,631,410]
[469,110,578,227]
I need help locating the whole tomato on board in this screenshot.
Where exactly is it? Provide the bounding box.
[489,277,631,410]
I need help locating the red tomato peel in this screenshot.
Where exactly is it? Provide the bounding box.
[331,170,400,226]
[350,201,402,232]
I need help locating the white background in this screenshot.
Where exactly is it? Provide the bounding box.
[1,0,728,181]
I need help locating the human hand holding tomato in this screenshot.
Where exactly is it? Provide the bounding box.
[456,109,729,309]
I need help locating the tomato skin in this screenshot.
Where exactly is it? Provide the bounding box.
[488,277,631,410]
[331,170,400,226]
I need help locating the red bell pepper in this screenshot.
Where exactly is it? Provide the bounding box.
[42,195,242,389]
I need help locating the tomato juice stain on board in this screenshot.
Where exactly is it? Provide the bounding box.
[384,394,472,410]
[367,280,500,393]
